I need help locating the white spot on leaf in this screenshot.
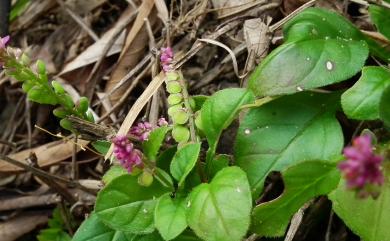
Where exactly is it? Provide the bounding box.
[244,129,251,135]
[326,61,334,71]
[296,86,304,92]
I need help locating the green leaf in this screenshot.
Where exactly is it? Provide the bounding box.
[369,5,390,41]
[379,86,390,127]
[234,92,343,196]
[283,7,390,62]
[155,194,187,240]
[143,126,170,161]
[28,86,58,105]
[380,85,390,126]
[170,143,201,187]
[341,66,390,120]
[102,166,127,185]
[283,7,364,43]
[92,141,111,155]
[95,174,171,233]
[206,154,230,179]
[251,161,340,237]
[200,88,254,161]
[248,39,368,97]
[72,213,163,241]
[186,167,252,241]
[329,178,390,241]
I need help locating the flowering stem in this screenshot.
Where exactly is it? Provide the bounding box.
[178,71,196,142]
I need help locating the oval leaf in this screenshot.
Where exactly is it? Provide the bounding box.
[170,143,201,187]
[72,213,164,241]
[143,126,170,161]
[200,88,254,160]
[341,66,390,120]
[251,161,340,237]
[95,174,171,233]
[234,92,343,196]
[186,167,252,241]
[248,39,368,96]
[155,194,187,240]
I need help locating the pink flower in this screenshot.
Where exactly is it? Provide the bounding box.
[158,117,168,126]
[160,47,173,72]
[112,135,143,173]
[0,36,10,49]
[339,135,384,196]
[130,118,168,141]
[130,122,153,141]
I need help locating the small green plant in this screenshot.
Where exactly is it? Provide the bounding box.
[2,4,390,241]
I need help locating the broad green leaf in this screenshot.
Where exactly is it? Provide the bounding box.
[143,126,170,161]
[251,161,340,237]
[369,5,390,41]
[283,7,390,62]
[102,166,127,185]
[186,167,252,241]
[190,95,208,112]
[234,92,343,196]
[28,86,58,105]
[380,85,390,126]
[157,147,177,173]
[155,194,187,240]
[200,88,254,161]
[341,66,390,120]
[248,39,368,96]
[329,178,390,241]
[170,143,201,187]
[283,7,364,43]
[92,141,111,155]
[95,174,171,233]
[72,213,164,241]
[206,154,230,179]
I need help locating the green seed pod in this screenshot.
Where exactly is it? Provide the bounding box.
[166,81,182,94]
[194,111,204,131]
[77,96,89,113]
[61,94,75,109]
[166,72,179,81]
[172,125,190,143]
[20,53,30,66]
[60,119,74,131]
[52,81,65,94]
[138,170,154,186]
[86,111,95,122]
[53,107,69,118]
[36,60,46,75]
[172,109,189,125]
[167,93,183,105]
[168,104,182,116]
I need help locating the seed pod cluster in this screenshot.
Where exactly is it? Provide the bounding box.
[165,72,191,144]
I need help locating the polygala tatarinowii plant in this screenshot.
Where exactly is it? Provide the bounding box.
[1,2,390,241]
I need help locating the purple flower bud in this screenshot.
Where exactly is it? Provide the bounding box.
[112,135,143,173]
[0,36,10,49]
[158,117,168,126]
[130,121,153,141]
[160,47,174,73]
[339,134,384,197]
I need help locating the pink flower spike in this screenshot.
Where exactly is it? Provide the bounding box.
[0,36,10,49]
[112,135,143,173]
[160,47,174,73]
[338,134,384,197]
